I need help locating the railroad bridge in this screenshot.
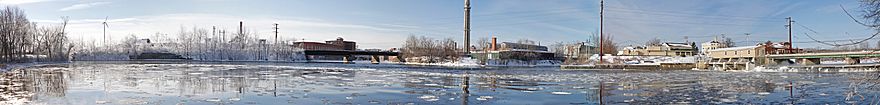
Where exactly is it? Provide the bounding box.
[302,50,402,64]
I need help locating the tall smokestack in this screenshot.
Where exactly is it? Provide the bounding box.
[239,21,243,35]
[464,0,471,54]
[491,36,497,51]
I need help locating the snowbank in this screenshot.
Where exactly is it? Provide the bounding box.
[0,62,68,71]
[579,54,701,65]
[403,58,482,67]
[486,60,561,67]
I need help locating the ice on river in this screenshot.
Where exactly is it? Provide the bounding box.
[0,62,879,104]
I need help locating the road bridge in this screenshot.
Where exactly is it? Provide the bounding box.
[766,51,880,65]
[302,50,402,64]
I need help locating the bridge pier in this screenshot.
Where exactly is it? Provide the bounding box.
[845,57,861,65]
[766,59,794,66]
[371,55,380,64]
[764,59,777,65]
[396,56,406,62]
[343,55,352,64]
[797,58,820,65]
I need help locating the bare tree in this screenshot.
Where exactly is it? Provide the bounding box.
[122,34,138,56]
[0,6,31,62]
[0,6,71,62]
[401,35,460,63]
[591,33,618,55]
[844,1,880,102]
[858,41,871,50]
[860,0,880,30]
[441,38,459,61]
[517,39,535,45]
[475,37,489,51]
[549,41,568,57]
[645,37,662,46]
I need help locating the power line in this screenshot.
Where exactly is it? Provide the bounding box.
[604,6,784,21]
[606,15,781,27]
[796,22,879,46]
[790,34,880,43]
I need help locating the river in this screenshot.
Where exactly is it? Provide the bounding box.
[1,61,878,105]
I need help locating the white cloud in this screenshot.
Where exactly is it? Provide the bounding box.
[59,2,110,11]
[0,0,52,5]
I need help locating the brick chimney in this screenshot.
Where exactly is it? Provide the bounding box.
[491,36,497,51]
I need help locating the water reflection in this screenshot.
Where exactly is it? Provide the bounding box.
[0,62,878,104]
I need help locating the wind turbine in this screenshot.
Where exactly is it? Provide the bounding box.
[102,16,110,46]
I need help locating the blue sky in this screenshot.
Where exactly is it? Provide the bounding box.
[0,0,872,49]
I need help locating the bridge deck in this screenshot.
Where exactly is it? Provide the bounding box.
[767,51,880,59]
[303,50,399,56]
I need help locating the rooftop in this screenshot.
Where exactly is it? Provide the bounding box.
[707,45,760,52]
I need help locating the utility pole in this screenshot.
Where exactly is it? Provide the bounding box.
[464,0,471,55]
[786,17,794,48]
[274,23,279,44]
[599,0,605,64]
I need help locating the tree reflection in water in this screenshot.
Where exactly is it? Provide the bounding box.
[0,65,68,105]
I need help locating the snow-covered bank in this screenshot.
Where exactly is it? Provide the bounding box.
[402,57,563,68]
[0,62,69,71]
[485,60,561,67]
[588,54,699,64]
[403,58,482,67]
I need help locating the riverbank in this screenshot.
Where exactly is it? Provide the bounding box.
[0,62,69,71]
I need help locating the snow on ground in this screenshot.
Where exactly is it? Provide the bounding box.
[486,60,561,67]
[581,54,700,65]
[403,58,482,67]
[0,62,68,71]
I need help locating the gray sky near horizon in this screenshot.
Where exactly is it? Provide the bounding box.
[1,0,872,49]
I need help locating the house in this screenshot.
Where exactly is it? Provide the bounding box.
[619,42,696,57]
[701,40,728,55]
[563,42,597,59]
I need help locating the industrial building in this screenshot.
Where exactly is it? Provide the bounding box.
[619,42,697,57]
[294,37,357,51]
[471,37,556,62]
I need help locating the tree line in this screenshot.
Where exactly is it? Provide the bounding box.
[0,6,71,63]
[75,25,304,61]
[400,35,459,63]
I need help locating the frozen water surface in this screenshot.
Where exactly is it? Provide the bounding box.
[1,61,880,104]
